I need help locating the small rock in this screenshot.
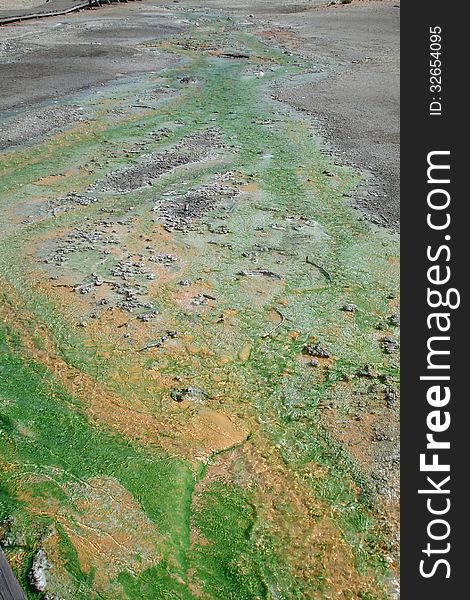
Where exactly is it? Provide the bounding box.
[180,76,197,85]
[341,303,357,312]
[171,387,208,403]
[137,311,158,322]
[303,342,331,359]
[384,386,398,407]
[29,549,50,592]
[380,335,399,354]
[356,364,374,378]
[191,294,208,306]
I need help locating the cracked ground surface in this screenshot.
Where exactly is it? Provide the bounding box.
[0,1,399,598]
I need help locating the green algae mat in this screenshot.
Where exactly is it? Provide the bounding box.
[0,14,399,599]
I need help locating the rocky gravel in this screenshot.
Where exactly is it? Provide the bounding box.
[0,104,86,151]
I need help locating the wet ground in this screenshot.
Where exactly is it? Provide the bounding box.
[0,1,399,598]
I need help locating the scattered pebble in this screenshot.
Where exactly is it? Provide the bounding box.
[303,342,331,359]
[384,386,398,408]
[380,335,399,354]
[171,387,209,403]
[356,364,374,377]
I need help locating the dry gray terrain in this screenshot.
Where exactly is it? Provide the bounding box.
[1,0,399,226]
